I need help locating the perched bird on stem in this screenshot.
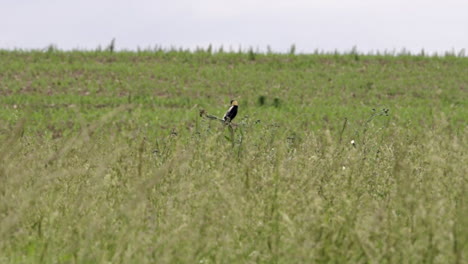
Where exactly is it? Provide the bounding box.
[223,100,238,123]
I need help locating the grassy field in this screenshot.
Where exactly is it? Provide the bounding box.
[0,49,467,263]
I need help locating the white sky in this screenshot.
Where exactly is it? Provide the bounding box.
[1,0,467,54]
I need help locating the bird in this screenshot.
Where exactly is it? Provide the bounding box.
[223,100,238,123]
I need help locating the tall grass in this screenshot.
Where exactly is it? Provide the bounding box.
[0,50,466,263]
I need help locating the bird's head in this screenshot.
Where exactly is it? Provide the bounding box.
[230,100,239,106]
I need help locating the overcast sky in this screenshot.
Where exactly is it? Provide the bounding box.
[1,0,467,54]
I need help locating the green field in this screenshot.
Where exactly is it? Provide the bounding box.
[0,50,467,263]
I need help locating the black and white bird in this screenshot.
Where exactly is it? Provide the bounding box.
[223,100,238,123]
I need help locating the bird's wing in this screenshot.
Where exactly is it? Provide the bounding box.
[223,106,233,120]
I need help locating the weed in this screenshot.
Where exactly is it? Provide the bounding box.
[106,38,116,53]
[248,48,256,61]
[258,95,266,106]
[289,44,296,55]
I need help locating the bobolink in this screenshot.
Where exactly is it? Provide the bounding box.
[223,100,238,123]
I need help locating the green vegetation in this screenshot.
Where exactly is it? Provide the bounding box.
[0,49,467,263]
